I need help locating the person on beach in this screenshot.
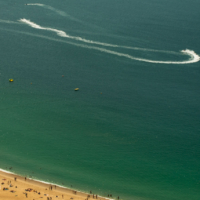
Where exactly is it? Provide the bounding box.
[25,177,26,181]
[96,195,98,199]
[14,177,17,181]
[118,196,119,199]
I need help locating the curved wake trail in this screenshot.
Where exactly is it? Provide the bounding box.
[18,18,200,64]
[25,4,175,53]
[26,3,107,33]
[18,19,157,51]
[27,3,67,17]
[1,27,199,65]
[18,19,175,53]
[26,3,84,24]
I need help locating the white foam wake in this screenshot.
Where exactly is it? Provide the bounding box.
[0,19,20,24]
[26,3,107,32]
[18,19,179,54]
[27,3,67,17]
[19,18,200,64]
[26,3,84,24]
[17,19,173,53]
[19,18,119,47]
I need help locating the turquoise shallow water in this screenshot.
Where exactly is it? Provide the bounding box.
[0,0,200,200]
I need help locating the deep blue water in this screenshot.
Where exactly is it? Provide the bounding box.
[0,1,200,200]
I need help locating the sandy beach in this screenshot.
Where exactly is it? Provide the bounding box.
[0,170,112,200]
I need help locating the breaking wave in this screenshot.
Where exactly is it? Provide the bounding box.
[17,18,200,64]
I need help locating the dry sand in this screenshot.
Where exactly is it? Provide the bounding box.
[0,170,111,200]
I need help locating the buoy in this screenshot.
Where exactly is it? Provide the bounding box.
[9,79,14,82]
[74,88,79,91]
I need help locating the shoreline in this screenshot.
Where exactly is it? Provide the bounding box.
[0,168,114,200]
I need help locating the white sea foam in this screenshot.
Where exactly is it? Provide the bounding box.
[0,168,114,200]
[0,168,15,174]
[16,18,200,64]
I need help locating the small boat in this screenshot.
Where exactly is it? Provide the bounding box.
[9,79,14,82]
[74,88,79,91]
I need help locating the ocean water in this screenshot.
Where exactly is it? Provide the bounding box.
[0,0,200,200]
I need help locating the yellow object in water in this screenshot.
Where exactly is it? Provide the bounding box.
[74,88,79,91]
[9,79,14,82]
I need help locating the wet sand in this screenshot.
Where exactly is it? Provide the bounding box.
[0,170,111,200]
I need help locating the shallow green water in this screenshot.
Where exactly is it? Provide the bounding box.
[0,1,200,200]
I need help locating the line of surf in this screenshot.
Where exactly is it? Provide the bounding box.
[15,19,200,64]
[0,168,113,200]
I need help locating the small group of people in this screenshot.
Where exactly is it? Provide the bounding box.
[93,194,98,199]
[25,188,33,192]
